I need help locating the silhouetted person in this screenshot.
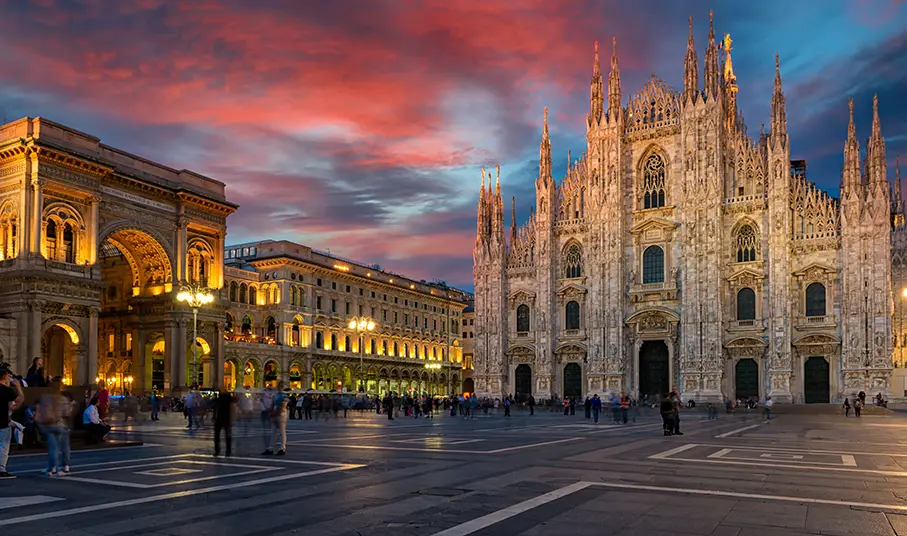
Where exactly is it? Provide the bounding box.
[213,391,234,457]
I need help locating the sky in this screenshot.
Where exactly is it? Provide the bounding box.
[0,0,905,292]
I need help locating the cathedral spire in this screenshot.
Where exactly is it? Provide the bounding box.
[589,41,604,125]
[539,107,552,182]
[895,156,903,211]
[843,99,862,190]
[476,168,488,245]
[723,33,738,132]
[771,53,787,150]
[867,94,887,185]
[703,10,720,98]
[608,37,621,119]
[683,16,699,100]
[510,196,517,244]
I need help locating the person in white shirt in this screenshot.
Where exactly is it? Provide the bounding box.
[83,397,111,443]
[763,396,774,422]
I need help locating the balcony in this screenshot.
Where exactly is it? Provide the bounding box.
[729,319,766,332]
[558,329,586,340]
[225,330,279,346]
[629,281,678,302]
[796,315,836,329]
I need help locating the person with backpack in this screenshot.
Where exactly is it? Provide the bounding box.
[37,378,72,477]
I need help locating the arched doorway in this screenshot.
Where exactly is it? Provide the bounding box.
[288,362,303,389]
[804,356,830,403]
[734,359,759,402]
[563,363,582,400]
[242,359,260,389]
[638,340,669,400]
[514,364,532,401]
[264,360,280,388]
[43,323,80,384]
[462,377,473,395]
[223,359,238,391]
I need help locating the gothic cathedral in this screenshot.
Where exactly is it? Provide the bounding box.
[473,13,905,404]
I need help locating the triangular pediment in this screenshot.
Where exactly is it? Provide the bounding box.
[630,217,677,235]
[508,289,537,303]
[792,262,837,277]
[557,282,587,297]
[727,268,765,283]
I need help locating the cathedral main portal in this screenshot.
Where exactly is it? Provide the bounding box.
[639,341,669,400]
[804,356,831,404]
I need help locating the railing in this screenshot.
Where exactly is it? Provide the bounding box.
[730,319,764,331]
[225,332,279,345]
[724,193,767,205]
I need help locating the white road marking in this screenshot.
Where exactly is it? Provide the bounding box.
[715,424,761,438]
[648,443,698,459]
[697,443,907,458]
[0,496,64,511]
[431,479,907,536]
[430,481,592,536]
[759,453,803,460]
[707,448,733,459]
[286,437,582,454]
[9,443,163,458]
[2,463,364,526]
[666,455,907,476]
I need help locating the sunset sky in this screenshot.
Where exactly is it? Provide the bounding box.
[1,0,904,290]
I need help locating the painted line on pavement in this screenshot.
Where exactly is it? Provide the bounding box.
[0,496,65,511]
[430,479,907,536]
[648,443,698,459]
[2,463,365,526]
[10,443,163,459]
[715,424,761,438]
[286,437,582,454]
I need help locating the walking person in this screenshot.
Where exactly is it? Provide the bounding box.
[383,392,394,420]
[670,392,683,435]
[611,394,621,424]
[0,366,25,479]
[854,396,863,418]
[302,392,313,420]
[503,396,511,417]
[763,396,773,422]
[259,386,275,451]
[213,390,235,458]
[527,394,535,416]
[37,378,72,477]
[263,384,288,456]
[150,392,161,421]
[843,397,851,417]
[591,394,602,424]
[660,394,674,436]
[620,393,630,424]
[584,397,591,419]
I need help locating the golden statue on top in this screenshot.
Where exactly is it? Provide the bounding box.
[723,33,732,52]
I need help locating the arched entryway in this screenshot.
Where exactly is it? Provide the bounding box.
[514,364,532,401]
[804,356,830,403]
[563,363,582,400]
[734,359,759,402]
[224,359,239,391]
[42,323,80,384]
[462,377,474,395]
[638,340,669,400]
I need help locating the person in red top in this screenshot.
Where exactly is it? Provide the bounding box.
[95,380,110,421]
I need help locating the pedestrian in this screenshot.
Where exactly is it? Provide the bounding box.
[37,378,71,477]
[527,394,535,416]
[620,393,630,424]
[503,396,511,417]
[611,394,620,424]
[94,379,110,421]
[707,402,717,420]
[584,397,591,419]
[150,392,160,421]
[259,385,275,450]
[263,383,288,456]
[563,397,569,416]
[213,391,234,458]
[843,397,851,417]
[660,394,674,436]
[763,396,774,422]
[383,392,394,420]
[854,397,863,418]
[670,392,683,435]
[83,397,111,443]
[0,366,25,479]
[591,394,601,424]
[303,392,313,420]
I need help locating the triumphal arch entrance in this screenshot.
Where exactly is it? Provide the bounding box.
[0,117,236,394]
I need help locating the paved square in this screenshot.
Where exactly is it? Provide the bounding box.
[64,458,279,489]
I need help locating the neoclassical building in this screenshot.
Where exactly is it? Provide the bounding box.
[220,239,469,395]
[474,13,904,404]
[0,117,233,394]
[0,117,470,397]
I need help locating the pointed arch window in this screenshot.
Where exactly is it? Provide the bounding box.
[291,319,300,346]
[516,304,530,332]
[229,281,238,302]
[266,316,276,339]
[642,245,665,284]
[805,283,826,317]
[563,243,583,279]
[315,331,324,349]
[393,341,399,357]
[642,154,666,209]
[734,224,758,262]
[241,315,252,335]
[239,283,247,303]
[249,286,257,305]
[736,288,756,321]
[330,333,337,351]
[225,313,234,334]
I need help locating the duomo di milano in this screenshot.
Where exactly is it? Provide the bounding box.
[473,13,907,404]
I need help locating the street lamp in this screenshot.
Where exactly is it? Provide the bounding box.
[177,283,215,389]
[348,316,376,392]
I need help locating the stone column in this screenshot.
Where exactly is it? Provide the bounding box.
[30,178,44,256]
[214,231,225,289]
[132,326,145,395]
[15,310,28,373]
[87,196,100,265]
[163,323,174,392]
[174,318,188,392]
[176,217,188,284]
[29,301,44,366]
[16,175,29,259]
[214,322,225,390]
[87,307,99,386]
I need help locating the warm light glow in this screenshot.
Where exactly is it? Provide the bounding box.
[333,264,349,272]
[152,340,165,355]
[366,272,371,277]
[348,320,357,329]
[389,279,393,283]
[196,337,211,355]
[55,323,80,345]
[366,320,375,331]
[902,288,907,298]
[424,363,442,370]
[410,284,415,289]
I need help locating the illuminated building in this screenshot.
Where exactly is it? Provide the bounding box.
[222,239,469,394]
[474,13,902,404]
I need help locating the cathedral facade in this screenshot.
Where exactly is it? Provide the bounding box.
[473,13,905,404]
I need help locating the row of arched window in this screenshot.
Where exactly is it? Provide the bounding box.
[515,301,581,332]
[735,283,826,321]
[313,332,449,360]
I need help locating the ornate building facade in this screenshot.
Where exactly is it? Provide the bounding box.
[0,118,469,396]
[474,13,904,404]
[220,240,469,396]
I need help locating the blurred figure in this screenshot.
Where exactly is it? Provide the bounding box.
[94,380,110,421]
[259,385,275,451]
[0,366,25,479]
[236,386,253,434]
[37,379,71,477]
[263,383,288,456]
[213,391,235,458]
[150,392,161,421]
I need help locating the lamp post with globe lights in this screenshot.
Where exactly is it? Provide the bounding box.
[348,316,376,392]
[177,284,215,389]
